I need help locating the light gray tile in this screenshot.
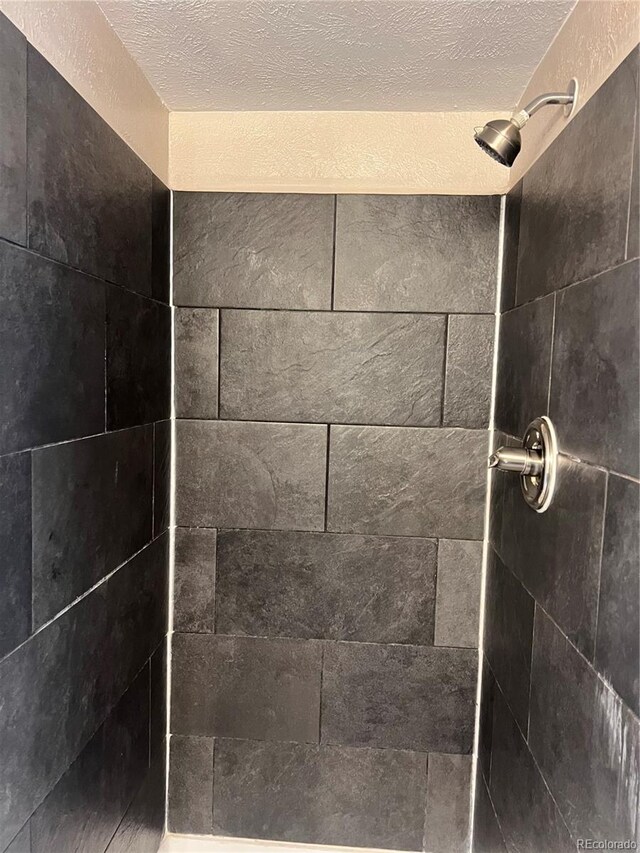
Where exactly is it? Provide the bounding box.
[216,529,437,644]
[213,739,428,850]
[173,193,334,309]
[176,419,326,530]
[443,314,495,428]
[4,821,30,853]
[171,634,322,743]
[334,195,499,313]
[434,539,482,648]
[168,736,213,835]
[175,308,219,418]
[321,641,476,753]
[220,310,445,426]
[174,528,216,633]
[327,426,486,539]
[0,13,26,245]
[424,753,472,853]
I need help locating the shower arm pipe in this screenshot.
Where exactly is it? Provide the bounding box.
[511,91,575,128]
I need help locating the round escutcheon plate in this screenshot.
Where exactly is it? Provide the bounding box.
[520,416,558,513]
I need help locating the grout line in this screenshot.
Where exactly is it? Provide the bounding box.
[176,415,485,433]
[164,300,495,318]
[216,309,222,419]
[468,193,506,853]
[323,425,331,531]
[525,603,537,742]
[330,195,337,311]
[546,292,556,414]
[318,643,325,744]
[439,315,449,427]
[591,470,609,668]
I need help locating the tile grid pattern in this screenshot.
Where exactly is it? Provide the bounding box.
[171,191,500,850]
[0,13,170,853]
[474,46,640,853]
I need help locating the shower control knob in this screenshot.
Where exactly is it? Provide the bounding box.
[488,416,558,513]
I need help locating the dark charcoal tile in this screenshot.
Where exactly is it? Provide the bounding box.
[473,775,506,853]
[550,260,639,477]
[443,314,494,429]
[173,193,334,309]
[30,664,150,853]
[32,426,153,628]
[423,753,472,853]
[494,294,554,438]
[220,310,446,426]
[489,684,574,853]
[153,419,171,536]
[0,241,105,455]
[321,641,476,753]
[628,100,639,260]
[176,420,326,531]
[168,735,213,834]
[106,286,171,430]
[105,758,165,853]
[216,529,436,644]
[434,538,482,648]
[175,308,219,418]
[500,181,522,313]
[0,13,26,245]
[151,174,170,303]
[27,48,151,292]
[174,528,216,633]
[0,452,31,659]
[516,48,638,303]
[171,633,322,742]
[529,607,640,843]
[150,637,167,768]
[595,475,640,714]
[334,195,499,313]
[213,738,428,850]
[478,655,498,781]
[483,548,534,734]
[327,426,486,539]
[0,535,168,849]
[3,821,30,853]
[493,454,607,660]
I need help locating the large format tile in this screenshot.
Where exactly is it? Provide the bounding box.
[176,420,326,530]
[500,180,522,314]
[175,308,219,418]
[423,753,472,853]
[168,735,214,835]
[219,310,446,426]
[493,454,607,660]
[0,13,26,245]
[216,529,437,644]
[171,634,322,742]
[150,639,168,768]
[0,241,105,455]
[105,757,165,853]
[434,538,482,649]
[494,294,554,438]
[153,419,171,537]
[3,821,30,853]
[174,528,216,633]
[327,426,486,539]
[334,195,499,313]
[550,260,639,477]
[151,174,171,303]
[443,314,495,428]
[213,739,428,850]
[529,608,640,843]
[30,664,150,853]
[107,286,171,430]
[595,474,639,715]
[473,775,506,853]
[483,549,534,734]
[516,48,638,303]
[488,684,574,853]
[0,452,31,659]
[321,642,476,753]
[173,193,334,309]
[32,427,153,627]
[27,48,152,291]
[628,101,639,260]
[0,535,168,850]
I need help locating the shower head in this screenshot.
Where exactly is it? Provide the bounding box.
[474,79,579,167]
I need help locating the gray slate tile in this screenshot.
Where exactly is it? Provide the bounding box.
[173,192,334,309]
[216,529,437,644]
[174,528,216,633]
[151,174,170,303]
[168,736,213,835]
[105,758,165,853]
[443,314,494,428]
[434,538,482,648]
[334,195,499,313]
[213,738,428,850]
[321,641,476,753]
[473,775,506,853]
[0,452,31,659]
[327,425,486,539]
[3,821,30,853]
[424,753,472,853]
[175,308,219,418]
[176,420,326,531]
[220,309,446,426]
[0,13,26,245]
[153,419,171,537]
[171,633,322,743]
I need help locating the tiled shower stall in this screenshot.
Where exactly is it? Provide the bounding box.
[0,8,638,853]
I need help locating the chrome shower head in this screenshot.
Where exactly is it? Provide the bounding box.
[474,79,578,167]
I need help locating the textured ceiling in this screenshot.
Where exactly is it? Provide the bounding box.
[98,0,576,112]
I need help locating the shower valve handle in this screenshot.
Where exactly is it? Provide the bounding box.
[488,446,543,476]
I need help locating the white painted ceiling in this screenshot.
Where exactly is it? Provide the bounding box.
[98,0,576,112]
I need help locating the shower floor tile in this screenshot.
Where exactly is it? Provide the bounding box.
[160,835,413,853]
